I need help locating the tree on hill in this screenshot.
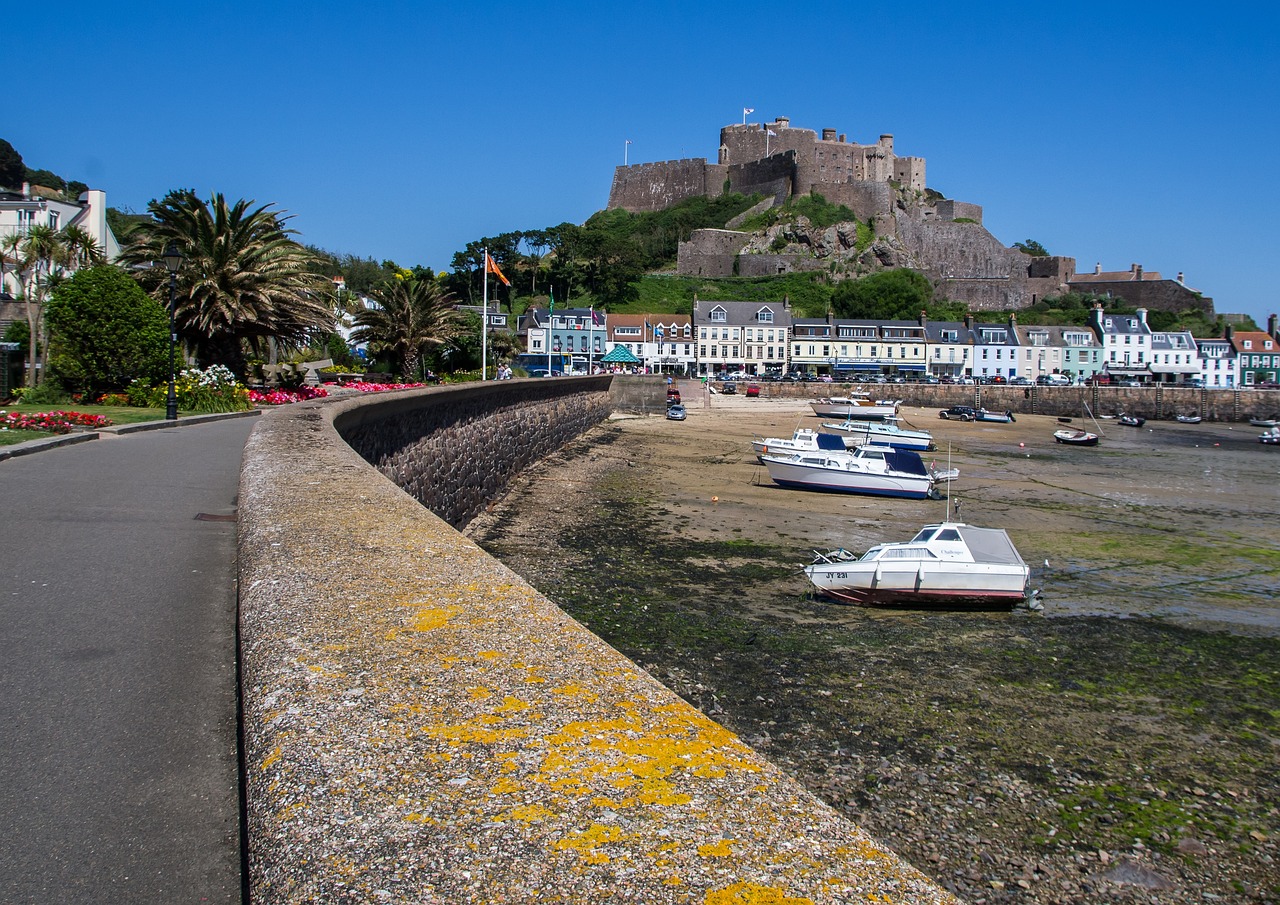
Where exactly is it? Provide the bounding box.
[1013,239,1049,256]
[0,139,24,189]
[831,269,934,320]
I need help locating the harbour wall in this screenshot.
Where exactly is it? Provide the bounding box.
[236,377,956,904]
[703,381,1276,423]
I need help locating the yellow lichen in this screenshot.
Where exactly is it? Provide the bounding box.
[260,746,282,771]
[410,605,463,632]
[697,839,737,858]
[703,881,816,905]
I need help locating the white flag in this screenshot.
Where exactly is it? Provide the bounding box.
[767,129,777,136]
[743,107,754,115]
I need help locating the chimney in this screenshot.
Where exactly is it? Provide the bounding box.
[1177,271,1185,284]
[963,313,974,331]
[22,181,31,199]
[1009,312,1018,329]
[1224,324,1235,340]
[1136,308,1148,326]
[919,310,928,328]
[1095,262,1102,274]
[822,128,836,141]
[838,134,846,143]
[1269,313,1278,338]
[1135,265,1143,280]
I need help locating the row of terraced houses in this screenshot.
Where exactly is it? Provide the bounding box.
[518,301,1280,388]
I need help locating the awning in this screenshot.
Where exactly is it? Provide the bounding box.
[896,365,926,371]
[852,364,880,371]
[600,345,640,364]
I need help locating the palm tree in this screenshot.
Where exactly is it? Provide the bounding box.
[351,277,461,379]
[119,190,332,373]
[2,224,73,387]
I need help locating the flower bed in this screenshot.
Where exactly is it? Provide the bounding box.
[249,386,331,406]
[249,382,424,406]
[1,410,113,434]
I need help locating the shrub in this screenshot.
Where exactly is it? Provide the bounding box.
[142,365,252,413]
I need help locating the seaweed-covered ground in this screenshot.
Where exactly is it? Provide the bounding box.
[467,396,1280,904]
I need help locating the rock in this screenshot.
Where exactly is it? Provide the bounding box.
[1097,859,1174,890]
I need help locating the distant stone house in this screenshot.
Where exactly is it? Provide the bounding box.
[693,299,792,376]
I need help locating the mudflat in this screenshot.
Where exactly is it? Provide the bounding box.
[468,387,1280,904]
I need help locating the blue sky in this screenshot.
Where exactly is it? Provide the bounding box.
[10,1,1278,328]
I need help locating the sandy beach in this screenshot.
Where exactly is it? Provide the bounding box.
[468,385,1280,904]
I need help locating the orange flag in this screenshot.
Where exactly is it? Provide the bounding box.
[485,252,510,286]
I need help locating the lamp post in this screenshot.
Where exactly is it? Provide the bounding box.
[161,242,184,420]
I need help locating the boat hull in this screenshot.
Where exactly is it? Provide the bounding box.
[1054,430,1098,446]
[804,561,1029,609]
[809,401,899,420]
[821,421,934,451]
[762,457,934,499]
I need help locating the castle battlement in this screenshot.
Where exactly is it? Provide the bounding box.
[608,116,925,213]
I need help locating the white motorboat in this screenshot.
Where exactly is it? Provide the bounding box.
[804,522,1032,608]
[1260,427,1280,445]
[759,441,940,499]
[1176,414,1203,424]
[820,418,935,451]
[752,428,847,460]
[1249,417,1277,428]
[809,394,900,420]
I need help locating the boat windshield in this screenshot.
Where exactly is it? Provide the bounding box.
[910,527,937,542]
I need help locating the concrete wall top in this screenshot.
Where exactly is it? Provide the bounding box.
[237,382,955,904]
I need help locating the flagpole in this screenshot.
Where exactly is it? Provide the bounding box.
[547,289,553,376]
[624,139,631,165]
[481,248,489,382]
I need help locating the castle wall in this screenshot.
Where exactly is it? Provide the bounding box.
[932,200,983,224]
[818,182,895,230]
[607,159,710,212]
[736,253,825,277]
[894,157,926,193]
[676,229,750,277]
[898,218,1039,311]
[726,153,794,204]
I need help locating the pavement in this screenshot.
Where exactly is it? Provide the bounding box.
[0,412,259,905]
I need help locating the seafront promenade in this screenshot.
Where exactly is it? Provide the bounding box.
[1,414,257,905]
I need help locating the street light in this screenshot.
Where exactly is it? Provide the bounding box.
[161,242,184,420]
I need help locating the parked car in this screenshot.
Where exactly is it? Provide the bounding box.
[745,383,761,397]
[939,405,977,421]
[1037,374,1071,386]
[1009,377,1033,386]
[720,381,737,394]
[666,404,687,421]
[666,389,681,405]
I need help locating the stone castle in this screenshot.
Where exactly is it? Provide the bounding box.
[606,116,1213,316]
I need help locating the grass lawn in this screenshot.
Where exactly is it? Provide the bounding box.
[1,404,169,447]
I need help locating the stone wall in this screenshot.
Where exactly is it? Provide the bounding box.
[677,228,749,277]
[725,152,794,204]
[236,379,956,904]
[1065,275,1215,316]
[607,159,710,212]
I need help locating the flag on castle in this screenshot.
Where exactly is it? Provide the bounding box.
[743,107,754,115]
[484,251,510,286]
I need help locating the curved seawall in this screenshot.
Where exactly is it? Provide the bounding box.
[236,378,956,904]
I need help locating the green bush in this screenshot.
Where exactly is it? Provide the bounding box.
[19,378,72,406]
[140,365,252,413]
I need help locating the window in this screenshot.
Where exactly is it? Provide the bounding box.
[710,307,727,323]
[757,308,774,323]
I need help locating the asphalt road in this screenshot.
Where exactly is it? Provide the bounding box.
[0,416,256,904]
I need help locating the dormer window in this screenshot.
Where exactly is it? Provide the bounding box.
[1243,340,1252,350]
[756,308,774,324]
[710,307,727,323]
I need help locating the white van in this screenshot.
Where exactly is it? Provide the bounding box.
[1037,374,1071,386]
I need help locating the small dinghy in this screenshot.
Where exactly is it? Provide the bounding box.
[1054,428,1099,446]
